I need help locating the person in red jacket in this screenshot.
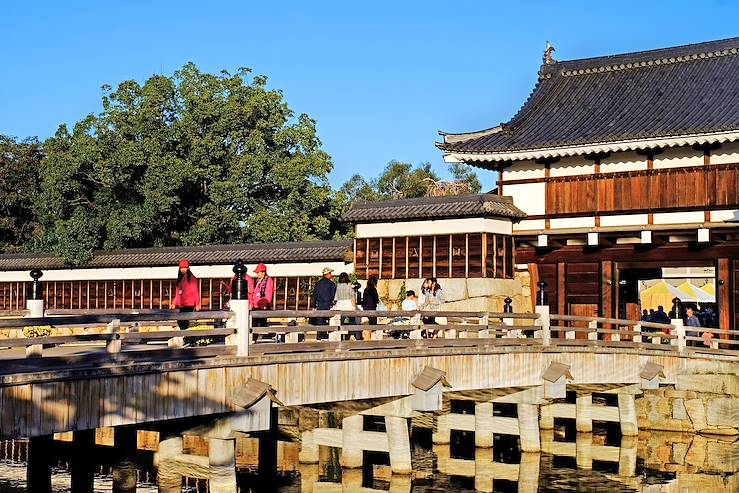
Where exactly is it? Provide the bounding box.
[251,263,274,329]
[172,259,200,330]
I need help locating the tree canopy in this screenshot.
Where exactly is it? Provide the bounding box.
[36,63,336,264]
[0,136,42,253]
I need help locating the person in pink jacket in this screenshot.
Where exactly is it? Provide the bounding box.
[172,259,200,330]
[251,263,274,319]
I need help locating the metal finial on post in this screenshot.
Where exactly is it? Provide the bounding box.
[503,297,513,313]
[28,269,44,300]
[671,297,682,319]
[536,281,548,306]
[232,259,248,300]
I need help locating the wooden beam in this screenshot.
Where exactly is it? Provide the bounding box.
[718,258,730,331]
[557,263,566,316]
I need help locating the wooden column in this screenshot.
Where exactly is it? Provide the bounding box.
[112,427,138,493]
[601,261,613,319]
[718,258,731,333]
[71,429,96,493]
[209,438,237,491]
[557,263,566,316]
[27,435,53,492]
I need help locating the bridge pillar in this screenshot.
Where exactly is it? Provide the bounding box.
[339,415,363,468]
[27,434,53,493]
[474,403,494,448]
[112,427,138,493]
[70,429,96,493]
[576,395,593,433]
[618,394,639,436]
[385,416,412,474]
[209,438,237,492]
[576,433,593,470]
[156,436,184,492]
[519,451,541,493]
[518,404,541,452]
[619,435,638,477]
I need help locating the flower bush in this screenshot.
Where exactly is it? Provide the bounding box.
[23,325,52,338]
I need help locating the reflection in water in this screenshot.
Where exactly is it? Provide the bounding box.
[1,416,738,491]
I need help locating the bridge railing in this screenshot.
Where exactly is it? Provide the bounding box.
[0,310,236,360]
[549,313,739,356]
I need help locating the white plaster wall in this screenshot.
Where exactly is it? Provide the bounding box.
[355,218,512,238]
[549,156,595,177]
[600,151,647,173]
[506,183,546,215]
[709,209,739,222]
[501,160,545,180]
[712,140,739,165]
[513,219,546,231]
[652,211,705,225]
[653,146,702,169]
[599,214,649,227]
[548,217,596,229]
[0,261,351,283]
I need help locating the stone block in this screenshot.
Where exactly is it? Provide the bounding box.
[386,279,406,302]
[673,443,689,464]
[439,278,467,302]
[376,280,389,300]
[684,435,708,466]
[706,440,739,473]
[466,278,521,298]
[676,374,739,395]
[706,398,739,427]
[685,399,708,431]
[665,389,689,399]
[441,297,494,313]
[672,399,688,420]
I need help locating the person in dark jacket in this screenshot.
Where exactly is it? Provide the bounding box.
[362,276,380,326]
[311,267,337,340]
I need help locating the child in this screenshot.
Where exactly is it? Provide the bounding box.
[402,290,418,311]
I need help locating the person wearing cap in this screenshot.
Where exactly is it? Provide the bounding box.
[311,267,336,339]
[172,259,200,331]
[250,263,274,339]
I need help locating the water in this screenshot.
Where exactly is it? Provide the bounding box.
[1,416,736,492]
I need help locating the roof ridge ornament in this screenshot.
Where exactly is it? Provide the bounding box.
[543,41,556,65]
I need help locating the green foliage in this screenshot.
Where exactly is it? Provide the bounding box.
[448,163,482,193]
[335,160,483,218]
[0,136,42,253]
[36,63,336,265]
[397,281,407,304]
[23,325,52,338]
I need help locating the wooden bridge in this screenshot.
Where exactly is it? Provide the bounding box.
[0,303,737,490]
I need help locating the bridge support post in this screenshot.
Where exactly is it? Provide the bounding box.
[386,416,412,474]
[227,299,250,357]
[576,395,593,433]
[518,404,541,452]
[474,403,494,447]
[575,433,593,470]
[340,415,363,468]
[519,451,541,493]
[155,436,184,492]
[617,394,638,436]
[70,429,96,493]
[27,434,53,493]
[619,436,638,476]
[112,427,138,493]
[209,438,237,492]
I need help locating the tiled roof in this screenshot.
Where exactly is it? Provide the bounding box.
[342,194,526,223]
[0,240,353,271]
[439,37,739,156]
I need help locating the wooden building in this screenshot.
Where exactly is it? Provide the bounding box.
[438,37,739,328]
[0,241,352,311]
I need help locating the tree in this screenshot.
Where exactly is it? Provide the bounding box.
[0,136,42,253]
[376,160,438,199]
[448,162,482,194]
[36,63,335,264]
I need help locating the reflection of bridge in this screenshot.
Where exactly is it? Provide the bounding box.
[1,301,738,491]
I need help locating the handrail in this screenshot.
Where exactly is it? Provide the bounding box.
[550,313,674,330]
[0,310,233,329]
[251,309,539,319]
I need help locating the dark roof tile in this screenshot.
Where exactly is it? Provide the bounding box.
[439,37,739,155]
[0,240,352,272]
[343,194,526,223]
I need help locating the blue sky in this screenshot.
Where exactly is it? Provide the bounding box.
[1,1,737,190]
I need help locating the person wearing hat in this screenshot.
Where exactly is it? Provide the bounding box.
[311,267,336,339]
[250,263,274,334]
[172,259,200,331]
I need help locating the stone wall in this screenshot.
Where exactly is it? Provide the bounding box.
[637,374,739,436]
[375,269,532,315]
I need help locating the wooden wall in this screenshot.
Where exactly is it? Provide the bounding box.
[0,276,318,311]
[354,234,514,280]
[540,164,739,216]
